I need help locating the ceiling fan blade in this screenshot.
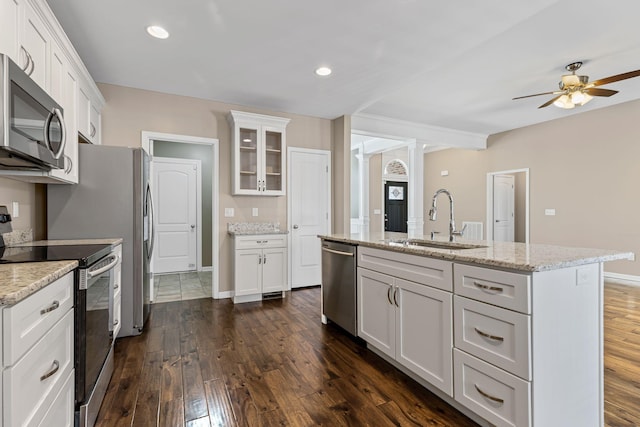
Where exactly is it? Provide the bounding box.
[538,95,562,109]
[513,91,559,100]
[584,87,618,97]
[590,69,640,87]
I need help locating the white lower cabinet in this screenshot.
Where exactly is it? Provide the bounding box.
[2,271,75,427]
[232,234,287,303]
[357,248,453,396]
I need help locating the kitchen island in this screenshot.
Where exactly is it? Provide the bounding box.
[320,232,633,427]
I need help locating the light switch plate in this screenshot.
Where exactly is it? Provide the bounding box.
[373,209,381,215]
[441,170,449,176]
[224,208,234,217]
[545,209,556,216]
[12,202,19,218]
[252,208,259,217]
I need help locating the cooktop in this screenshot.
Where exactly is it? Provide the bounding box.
[0,244,112,267]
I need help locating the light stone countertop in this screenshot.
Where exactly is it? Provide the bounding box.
[0,261,78,305]
[228,230,289,236]
[13,238,123,247]
[320,232,634,272]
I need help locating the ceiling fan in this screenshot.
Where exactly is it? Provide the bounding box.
[513,62,640,109]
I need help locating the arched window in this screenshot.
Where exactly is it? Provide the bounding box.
[384,159,408,176]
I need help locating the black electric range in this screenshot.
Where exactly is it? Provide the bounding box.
[0,244,112,266]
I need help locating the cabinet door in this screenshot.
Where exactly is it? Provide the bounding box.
[261,247,286,293]
[77,86,91,139]
[395,278,453,396]
[49,42,64,104]
[235,124,260,194]
[262,126,285,195]
[357,268,395,358]
[0,0,20,61]
[235,249,262,296]
[21,3,50,89]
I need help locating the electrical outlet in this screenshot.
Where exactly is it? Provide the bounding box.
[441,170,449,176]
[373,209,381,215]
[545,209,556,216]
[224,208,234,217]
[252,208,259,217]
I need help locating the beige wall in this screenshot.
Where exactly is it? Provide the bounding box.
[369,154,383,233]
[424,98,640,276]
[0,178,46,240]
[331,115,351,234]
[98,83,332,292]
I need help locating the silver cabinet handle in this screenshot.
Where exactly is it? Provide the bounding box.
[387,285,393,305]
[321,247,354,257]
[114,283,119,290]
[114,319,119,326]
[64,155,72,174]
[27,51,35,76]
[263,255,267,264]
[90,123,96,137]
[393,287,399,307]
[40,300,60,315]
[474,384,504,404]
[474,327,504,342]
[40,360,60,381]
[20,46,30,71]
[258,255,262,264]
[473,281,504,293]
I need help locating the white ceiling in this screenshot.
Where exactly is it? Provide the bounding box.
[46,0,640,137]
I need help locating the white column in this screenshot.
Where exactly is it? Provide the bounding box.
[356,146,371,233]
[406,140,424,238]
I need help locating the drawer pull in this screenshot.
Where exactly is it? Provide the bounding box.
[474,327,505,342]
[114,283,119,290]
[474,384,504,404]
[40,300,60,315]
[114,319,119,326]
[393,287,399,307]
[40,360,60,381]
[387,286,393,305]
[473,281,504,293]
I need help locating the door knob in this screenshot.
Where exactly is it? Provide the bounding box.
[190,224,196,229]
[293,224,299,229]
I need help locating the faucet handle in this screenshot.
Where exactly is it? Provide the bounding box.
[452,224,468,237]
[430,231,440,240]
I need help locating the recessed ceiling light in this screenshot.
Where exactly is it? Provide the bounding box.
[315,66,332,77]
[146,25,169,39]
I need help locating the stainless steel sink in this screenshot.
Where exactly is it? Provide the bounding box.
[388,239,487,250]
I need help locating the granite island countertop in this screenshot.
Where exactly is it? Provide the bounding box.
[320,232,634,272]
[0,260,78,305]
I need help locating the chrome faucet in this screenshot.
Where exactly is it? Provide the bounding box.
[428,188,466,242]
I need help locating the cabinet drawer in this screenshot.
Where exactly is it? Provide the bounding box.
[454,349,530,427]
[37,370,74,427]
[3,271,74,365]
[454,296,531,380]
[3,309,74,427]
[359,246,453,292]
[454,264,530,314]
[234,234,287,249]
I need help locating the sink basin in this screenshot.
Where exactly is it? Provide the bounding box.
[389,239,487,250]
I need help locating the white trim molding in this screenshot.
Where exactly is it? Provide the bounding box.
[141,131,221,299]
[352,113,487,150]
[604,272,640,287]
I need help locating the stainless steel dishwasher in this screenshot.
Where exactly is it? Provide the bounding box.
[321,240,357,335]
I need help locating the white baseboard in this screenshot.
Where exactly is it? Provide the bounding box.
[200,266,213,272]
[604,272,640,287]
[214,290,233,299]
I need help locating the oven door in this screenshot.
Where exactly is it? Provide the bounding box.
[75,252,118,405]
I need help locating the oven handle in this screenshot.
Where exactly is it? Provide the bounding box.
[87,254,120,278]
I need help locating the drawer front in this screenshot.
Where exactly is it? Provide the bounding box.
[454,296,531,380]
[359,246,453,292]
[454,264,530,314]
[3,309,74,427]
[37,370,74,427]
[235,234,287,249]
[3,271,74,365]
[454,349,531,427]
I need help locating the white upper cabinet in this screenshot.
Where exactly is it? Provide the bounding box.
[0,0,104,183]
[0,0,20,60]
[228,110,290,196]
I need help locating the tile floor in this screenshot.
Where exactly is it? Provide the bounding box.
[152,271,212,303]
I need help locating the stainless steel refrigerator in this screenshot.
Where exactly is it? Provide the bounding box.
[48,144,153,337]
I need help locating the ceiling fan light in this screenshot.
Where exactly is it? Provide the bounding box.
[553,94,575,109]
[570,91,586,104]
[576,92,593,106]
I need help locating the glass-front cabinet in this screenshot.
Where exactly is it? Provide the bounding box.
[228,110,290,196]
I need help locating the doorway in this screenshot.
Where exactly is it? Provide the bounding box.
[486,168,529,243]
[288,147,331,289]
[142,131,220,300]
[384,181,408,232]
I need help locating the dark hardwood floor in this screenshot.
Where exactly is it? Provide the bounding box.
[95,283,640,427]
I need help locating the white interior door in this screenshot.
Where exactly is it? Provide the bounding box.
[152,157,200,273]
[289,149,330,288]
[493,174,515,242]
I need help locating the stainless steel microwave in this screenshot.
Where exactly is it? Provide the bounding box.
[0,53,66,170]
